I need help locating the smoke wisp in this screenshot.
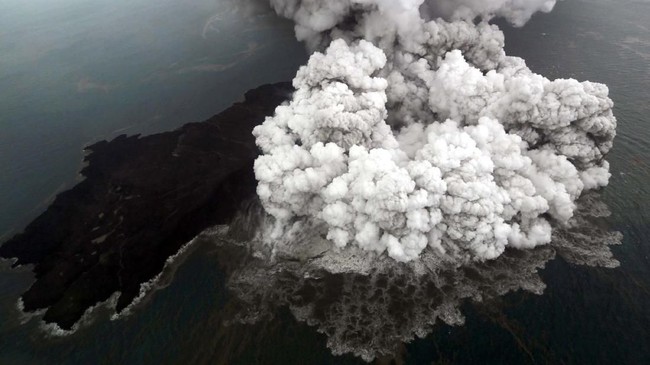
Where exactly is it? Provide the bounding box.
[253,0,616,263]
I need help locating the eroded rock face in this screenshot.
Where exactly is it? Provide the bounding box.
[0,82,293,330]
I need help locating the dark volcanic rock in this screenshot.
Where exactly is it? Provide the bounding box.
[0,82,293,330]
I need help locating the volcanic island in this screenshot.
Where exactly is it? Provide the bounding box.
[0,82,293,330]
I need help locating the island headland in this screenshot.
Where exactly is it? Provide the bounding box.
[0,82,293,330]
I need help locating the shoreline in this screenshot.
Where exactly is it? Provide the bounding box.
[0,82,293,330]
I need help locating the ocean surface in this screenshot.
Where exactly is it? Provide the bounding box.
[1,0,649,363]
[0,0,307,239]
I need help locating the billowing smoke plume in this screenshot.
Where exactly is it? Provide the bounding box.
[421,0,557,26]
[253,0,616,263]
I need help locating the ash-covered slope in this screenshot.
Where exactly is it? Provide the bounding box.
[0,82,293,330]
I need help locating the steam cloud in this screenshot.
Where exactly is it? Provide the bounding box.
[253,0,617,263]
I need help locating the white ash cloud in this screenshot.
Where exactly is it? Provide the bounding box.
[253,0,616,262]
[421,0,557,26]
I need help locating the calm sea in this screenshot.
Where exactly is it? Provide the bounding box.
[1,0,649,363]
[0,0,307,239]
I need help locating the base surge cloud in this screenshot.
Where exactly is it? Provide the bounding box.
[252,0,617,263]
[213,192,621,361]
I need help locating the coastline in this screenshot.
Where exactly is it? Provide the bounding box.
[0,82,293,330]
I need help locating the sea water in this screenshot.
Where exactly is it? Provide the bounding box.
[1,0,649,363]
